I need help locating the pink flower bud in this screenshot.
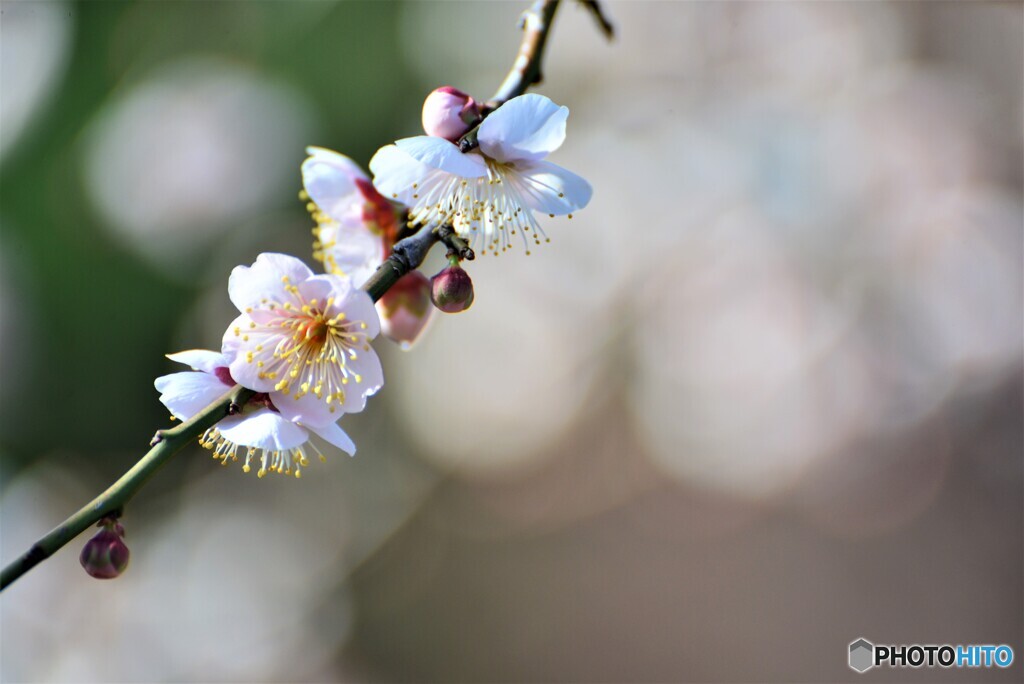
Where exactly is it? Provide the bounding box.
[421,87,481,140]
[80,520,130,580]
[430,262,474,313]
[377,271,434,350]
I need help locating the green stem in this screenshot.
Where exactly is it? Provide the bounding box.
[1,385,254,590]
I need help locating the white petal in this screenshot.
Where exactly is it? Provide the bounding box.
[273,390,338,428]
[318,219,386,287]
[345,349,384,408]
[222,313,277,393]
[217,408,309,451]
[478,94,568,163]
[394,136,487,178]
[228,253,313,313]
[307,421,356,456]
[154,371,231,421]
[302,147,368,223]
[165,349,228,374]
[297,273,354,312]
[513,159,593,215]
[370,144,426,205]
[338,287,381,340]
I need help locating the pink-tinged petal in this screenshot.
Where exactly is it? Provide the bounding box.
[273,389,339,428]
[307,421,356,456]
[217,408,309,451]
[422,87,479,140]
[302,147,368,223]
[337,287,381,340]
[228,253,313,313]
[513,159,592,214]
[297,273,354,312]
[222,313,278,393]
[478,94,568,163]
[394,136,487,178]
[344,346,384,406]
[379,301,434,350]
[165,349,229,375]
[154,371,231,421]
[377,271,434,350]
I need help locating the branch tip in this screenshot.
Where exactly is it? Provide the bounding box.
[578,0,614,40]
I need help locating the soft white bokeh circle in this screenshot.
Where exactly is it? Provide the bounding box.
[82,57,317,275]
[0,1,73,163]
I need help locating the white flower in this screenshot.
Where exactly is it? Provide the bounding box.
[154,350,356,478]
[302,146,397,287]
[222,253,383,422]
[370,93,592,256]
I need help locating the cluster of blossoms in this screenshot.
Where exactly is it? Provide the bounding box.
[156,254,378,478]
[153,88,591,480]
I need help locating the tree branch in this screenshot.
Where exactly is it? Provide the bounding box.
[2,229,445,592]
[487,0,562,109]
[1,385,254,590]
[0,0,612,593]
[458,0,560,153]
[362,225,442,301]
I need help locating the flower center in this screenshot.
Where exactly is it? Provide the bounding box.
[236,278,371,412]
[404,155,550,256]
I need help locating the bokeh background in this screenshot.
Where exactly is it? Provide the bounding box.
[1,1,1022,682]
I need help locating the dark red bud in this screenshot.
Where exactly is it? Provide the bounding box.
[80,520,130,580]
[430,263,474,313]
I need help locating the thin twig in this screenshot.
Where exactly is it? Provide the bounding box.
[1,385,254,590]
[362,225,442,302]
[457,0,612,153]
[487,0,562,109]
[578,0,614,41]
[437,225,475,261]
[458,0,560,153]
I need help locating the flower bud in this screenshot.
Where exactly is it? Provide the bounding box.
[422,86,481,140]
[377,271,434,350]
[430,262,474,313]
[80,519,130,580]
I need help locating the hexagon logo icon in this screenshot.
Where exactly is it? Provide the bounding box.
[849,638,875,673]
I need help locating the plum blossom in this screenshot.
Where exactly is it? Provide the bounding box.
[370,93,592,255]
[303,146,398,287]
[155,350,356,478]
[302,146,435,349]
[222,253,383,420]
